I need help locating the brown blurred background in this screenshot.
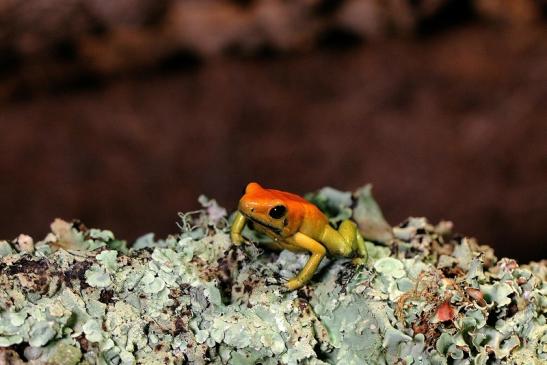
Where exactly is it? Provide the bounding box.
[0,0,546,262]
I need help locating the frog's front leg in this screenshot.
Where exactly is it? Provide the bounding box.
[230,211,247,245]
[285,232,326,290]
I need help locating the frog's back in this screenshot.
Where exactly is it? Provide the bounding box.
[267,188,311,205]
[267,188,329,238]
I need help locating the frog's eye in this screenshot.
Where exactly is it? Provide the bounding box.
[268,205,286,219]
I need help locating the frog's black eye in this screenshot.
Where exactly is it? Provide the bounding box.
[269,205,286,219]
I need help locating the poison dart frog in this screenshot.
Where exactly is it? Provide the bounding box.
[231,182,368,290]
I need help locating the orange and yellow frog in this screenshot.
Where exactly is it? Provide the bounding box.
[231,182,368,290]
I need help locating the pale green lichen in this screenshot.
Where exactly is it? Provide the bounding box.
[0,187,545,364]
[374,257,405,278]
[0,240,14,257]
[85,267,112,288]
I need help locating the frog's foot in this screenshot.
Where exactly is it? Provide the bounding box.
[276,278,291,293]
[352,257,367,266]
[233,235,257,248]
[285,277,305,291]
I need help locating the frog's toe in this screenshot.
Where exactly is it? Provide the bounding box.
[352,257,367,266]
[267,275,284,287]
[275,278,290,293]
[285,278,305,291]
[278,285,291,293]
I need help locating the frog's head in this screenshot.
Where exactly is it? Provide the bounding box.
[238,182,304,238]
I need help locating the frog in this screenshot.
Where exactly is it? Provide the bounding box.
[230,182,368,290]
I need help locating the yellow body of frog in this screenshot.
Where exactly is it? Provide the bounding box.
[231,182,368,290]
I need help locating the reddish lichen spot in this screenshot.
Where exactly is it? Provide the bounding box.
[436,301,455,322]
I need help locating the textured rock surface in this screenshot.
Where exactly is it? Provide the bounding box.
[0,188,545,364]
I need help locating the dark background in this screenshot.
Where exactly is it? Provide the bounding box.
[0,0,545,262]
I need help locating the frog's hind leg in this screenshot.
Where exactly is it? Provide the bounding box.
[352,230,368,266]
[324,220,368,265]
[338,220,368,265]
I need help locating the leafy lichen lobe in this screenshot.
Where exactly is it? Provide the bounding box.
[0,190,544,365]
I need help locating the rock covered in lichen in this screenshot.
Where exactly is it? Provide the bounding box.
[0,189,545,364]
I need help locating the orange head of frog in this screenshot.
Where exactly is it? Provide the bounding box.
[237,182,307,238]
